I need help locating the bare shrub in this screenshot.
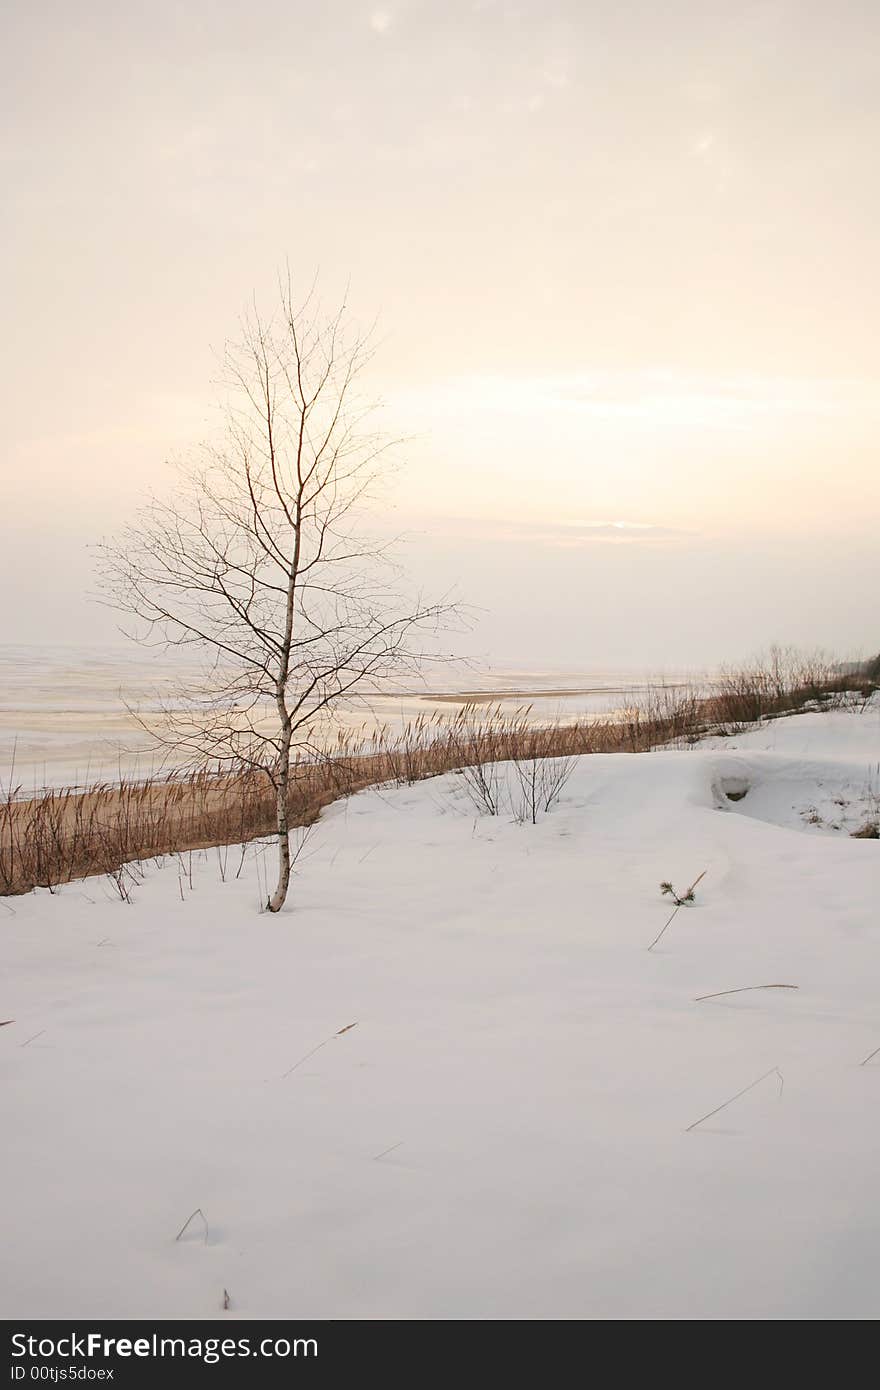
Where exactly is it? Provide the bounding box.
[539,755,577,813]
[460,760,504,816]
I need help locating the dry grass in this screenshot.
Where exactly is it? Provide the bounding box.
[1,652,876,898]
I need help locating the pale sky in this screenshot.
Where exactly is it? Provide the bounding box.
[3,1,878,667]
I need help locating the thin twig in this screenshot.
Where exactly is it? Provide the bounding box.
[859,1043,880,1067]
[20,1030,45,1048]
[175,1207,209,1243]
[694,984,798,1002]
[282,1021,358,1078]
[686,1066,784,1133]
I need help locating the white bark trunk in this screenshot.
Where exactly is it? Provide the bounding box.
[267,763,291,912]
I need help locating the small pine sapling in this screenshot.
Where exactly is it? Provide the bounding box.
[660,877,702,907]
[648,870,707,951]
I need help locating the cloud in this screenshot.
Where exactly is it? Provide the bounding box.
[558,520,688,536]
[369,8,392,33]
[529,371,880,425]
[683,77,723,105]
[541,59,571,91]
[413,516,696,548]
[397,370,880,442]
[542,520,695,546]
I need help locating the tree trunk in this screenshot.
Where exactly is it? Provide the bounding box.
[267,758,291,912]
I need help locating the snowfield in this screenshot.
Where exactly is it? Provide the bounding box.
[2,700,879,1320]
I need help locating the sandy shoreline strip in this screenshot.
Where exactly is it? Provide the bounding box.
[426,684,678,703]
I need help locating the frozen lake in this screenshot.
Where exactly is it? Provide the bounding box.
[0,644,695,790]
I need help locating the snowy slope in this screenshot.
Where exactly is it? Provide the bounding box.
[700,698,880,837]
[1,702,878,1320]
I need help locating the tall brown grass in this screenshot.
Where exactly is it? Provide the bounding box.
[1,651,875,898]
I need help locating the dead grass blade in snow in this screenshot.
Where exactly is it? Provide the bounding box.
[175,1208,209,1244]
[282,1022,359,1078]
[373,1142,403,1161]
[693,985,798,1002]
[685,1067,784,1133]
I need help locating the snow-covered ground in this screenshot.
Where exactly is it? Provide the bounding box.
[698,699,880,838]
[1,699,878,1320]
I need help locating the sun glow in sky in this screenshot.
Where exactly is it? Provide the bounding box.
[2,1,878,665]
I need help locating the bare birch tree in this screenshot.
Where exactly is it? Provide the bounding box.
[99,280,453,911]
